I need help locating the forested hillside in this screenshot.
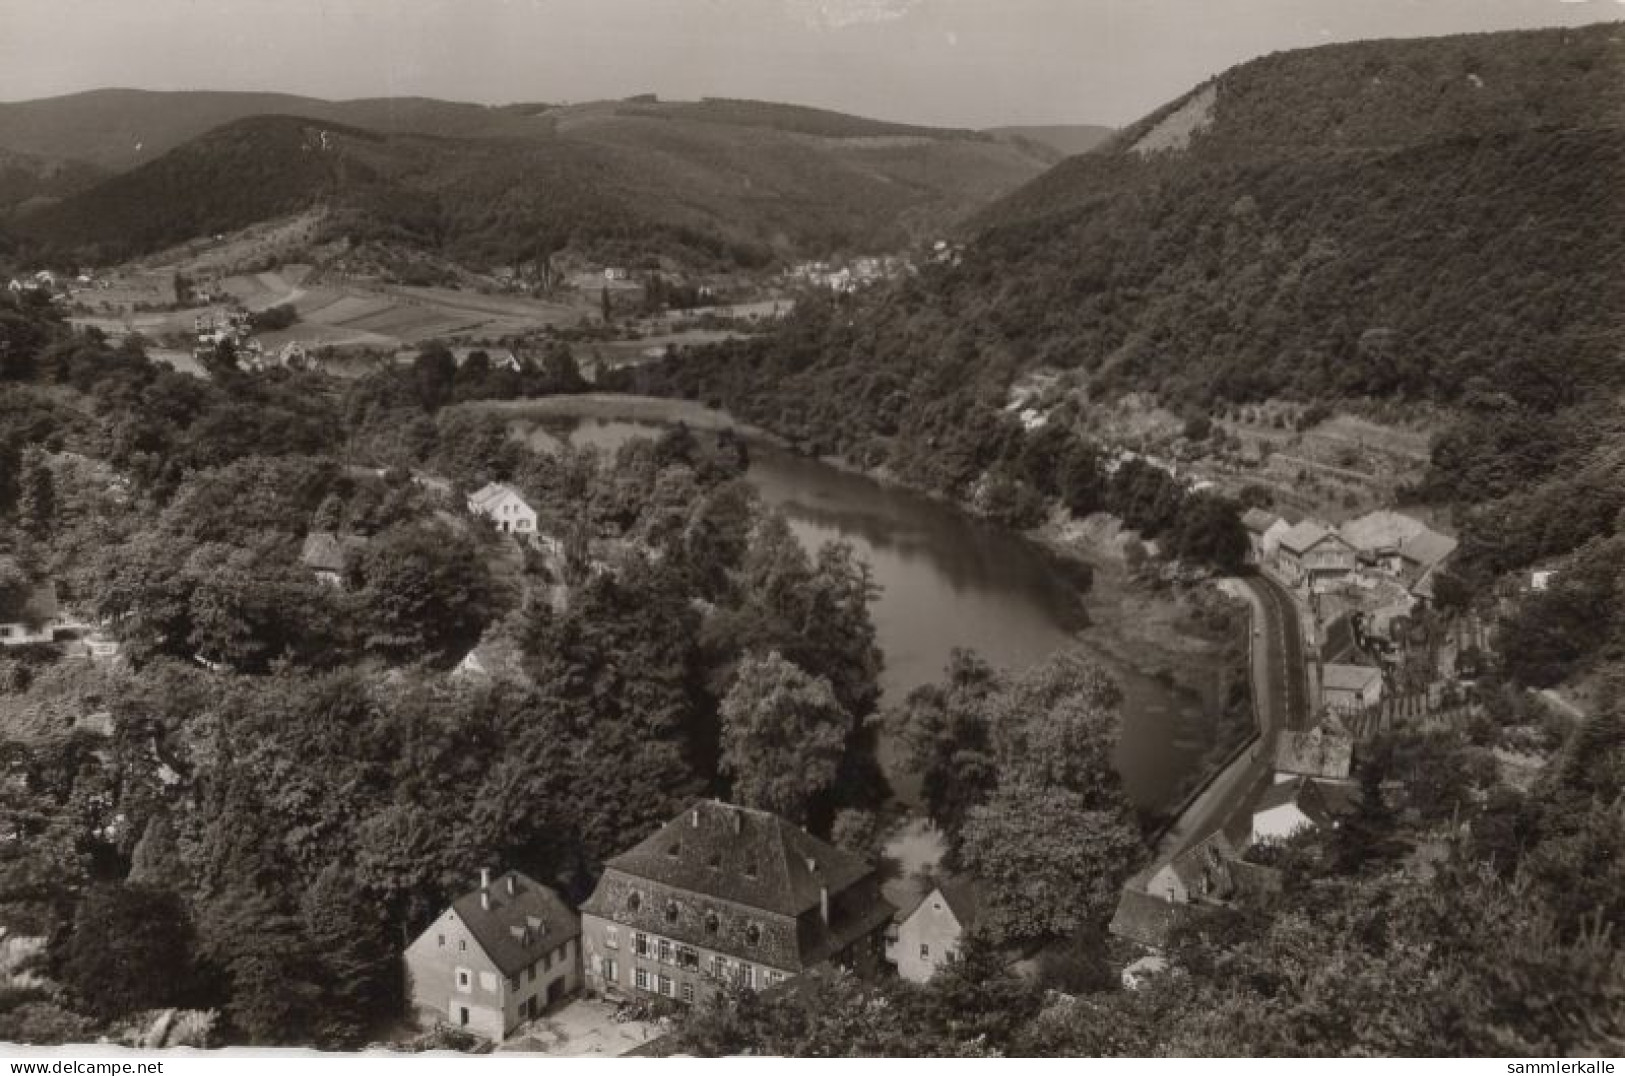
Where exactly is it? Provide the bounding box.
[631,23,1625,620]
[3,94,1053,268]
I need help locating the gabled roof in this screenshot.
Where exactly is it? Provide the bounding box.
[1254,777,1334,828]
[1240,507,1281,534]
[1160,831,1237,899]
[468,482,533,513]
[1108,886,1230,949]
[900,880,983,931]
[449,870,580,978]
[455,631,532,686]
[592,800,873,919]
[1339,510,1427,553]
[1321,663,1383,693]
[1277,521,1348,555]
[1275,725,1354,780]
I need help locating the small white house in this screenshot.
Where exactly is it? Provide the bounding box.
[1251,777,1333,846]
[888,883,979,984]
[468,483,538,535]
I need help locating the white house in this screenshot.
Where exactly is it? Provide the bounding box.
[1251,777,1334,846]
[468,483,538,535]
[402,869,581,1040]
[888,883,980,984]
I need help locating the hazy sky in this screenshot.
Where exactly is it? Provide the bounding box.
[0,0,1618,127]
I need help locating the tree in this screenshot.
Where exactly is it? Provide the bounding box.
[16,445,53,539]
[719,652,848,824]
[59,883,196,1019]
[958,781,1141,945]
[412,343,457,412]
[355,521,497,663]
[890,649,1000,845]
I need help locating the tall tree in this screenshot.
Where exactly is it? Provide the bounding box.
[719,651,848,824]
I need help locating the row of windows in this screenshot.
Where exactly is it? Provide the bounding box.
[598,952,783,994]
[451,940,573,996]
[624,890,770,942]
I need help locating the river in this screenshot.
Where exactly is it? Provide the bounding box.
[498,397,1214,809]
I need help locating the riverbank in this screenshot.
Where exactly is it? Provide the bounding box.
[477,392,1250,812]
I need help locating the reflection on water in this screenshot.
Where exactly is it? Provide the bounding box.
[533,410,1205,807]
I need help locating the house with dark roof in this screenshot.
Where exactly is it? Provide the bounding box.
[888,881,981,984]
[403,869,581,1040]
[1146,832,1238,904]
[578,800,894,1007]
[1107,885,1233,949]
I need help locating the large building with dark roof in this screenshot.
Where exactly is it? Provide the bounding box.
[403,869,581,1040]
[579,800,894,1006]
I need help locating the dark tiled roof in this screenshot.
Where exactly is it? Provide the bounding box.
[899,880,983,931]
[451,871,580,978]
[596,800,873,919]
[1108,886,1225,949]
[937,880,983,931]
[1162,831,1237,898]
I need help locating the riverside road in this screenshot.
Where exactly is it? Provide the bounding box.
[1150,572,1310,861]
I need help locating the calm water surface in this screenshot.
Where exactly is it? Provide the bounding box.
[524,405,1207,807]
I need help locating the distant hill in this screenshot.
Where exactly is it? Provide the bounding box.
[0,147,107,214]
[0,91,1055,267]
[629,23,1625,500]
[984,124,1115,161]
[0,89,553,173]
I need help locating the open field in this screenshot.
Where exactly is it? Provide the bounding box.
[71,261,593,352]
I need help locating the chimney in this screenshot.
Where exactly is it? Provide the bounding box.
[732,809,742,835]
[480,868,491,891]
[691,807,700,828]
[819,885,829,925]
[481,891,490,911]
[804,855,817,874]
[506,875,516,896]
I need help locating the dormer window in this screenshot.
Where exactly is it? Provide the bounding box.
[667,840,681,858]
[704,911,719,936]
[626,891,642,913]
[665,900,680,925]
[745,923,761,948]
[743,859,757,879]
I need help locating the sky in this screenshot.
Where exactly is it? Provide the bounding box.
[0,0,1618,127]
